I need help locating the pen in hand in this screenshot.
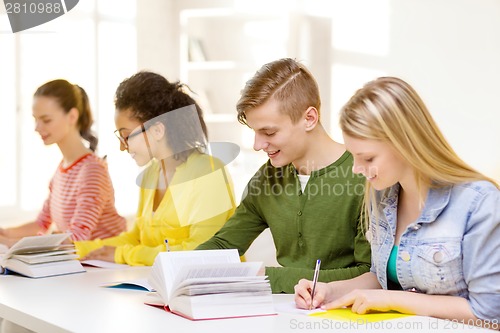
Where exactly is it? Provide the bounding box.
[309,259,321,310]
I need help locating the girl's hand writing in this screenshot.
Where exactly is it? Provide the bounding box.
[294,279,330,310]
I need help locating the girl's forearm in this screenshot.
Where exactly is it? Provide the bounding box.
[389,291,478,322]
[4,222,39,238]
[328,272,381,300]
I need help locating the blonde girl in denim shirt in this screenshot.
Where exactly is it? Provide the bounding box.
[294,77,499,326]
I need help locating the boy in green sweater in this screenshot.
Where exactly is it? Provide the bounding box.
[197,58,370,293]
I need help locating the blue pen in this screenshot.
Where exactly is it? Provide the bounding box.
[309,259,321,310]
[164,239,170,252]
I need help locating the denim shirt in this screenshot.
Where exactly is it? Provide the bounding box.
[369,181,500,321]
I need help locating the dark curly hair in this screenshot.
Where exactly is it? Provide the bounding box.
[114,71,208,162]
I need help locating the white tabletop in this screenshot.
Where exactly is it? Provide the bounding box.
[0,267,495,333]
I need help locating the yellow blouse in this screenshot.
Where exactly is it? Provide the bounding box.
[75,151,236,266]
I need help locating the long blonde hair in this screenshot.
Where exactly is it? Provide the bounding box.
[339,76,499,230]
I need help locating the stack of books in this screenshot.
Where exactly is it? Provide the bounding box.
[0,234,85,278]
[148,249,276,320]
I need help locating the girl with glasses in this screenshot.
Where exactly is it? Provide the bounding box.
[75,71,236,266]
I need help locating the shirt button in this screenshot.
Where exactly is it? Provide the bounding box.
[412,224,421,231]
[400,251,411,262]
[433,251,444,263]
[298,191,302,196]
[297,211,302,216]
[298,232,302,237]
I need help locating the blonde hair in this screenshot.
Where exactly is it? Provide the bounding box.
[236,58,321,125]
[339,76,499,230]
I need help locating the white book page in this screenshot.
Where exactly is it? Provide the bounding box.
[156,249,240,301]
[173,276,269,298]
[176,275,267,288]
[1,234,72,267]
[13,253,79,264]
[171,261,262,291]
[12,248,76,259]
[4,234,70,257]
[150,249,240,304]
[148,261,164,296]
[171,264,264,297]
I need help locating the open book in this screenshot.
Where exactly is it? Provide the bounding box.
[148,249,275,320]
[0,234,85,278]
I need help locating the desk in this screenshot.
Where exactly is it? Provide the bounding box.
[0,267,495,333]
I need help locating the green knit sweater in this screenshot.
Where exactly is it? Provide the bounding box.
[197,151,371,293]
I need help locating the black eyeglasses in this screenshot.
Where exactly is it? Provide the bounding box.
[114,124,146,149]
